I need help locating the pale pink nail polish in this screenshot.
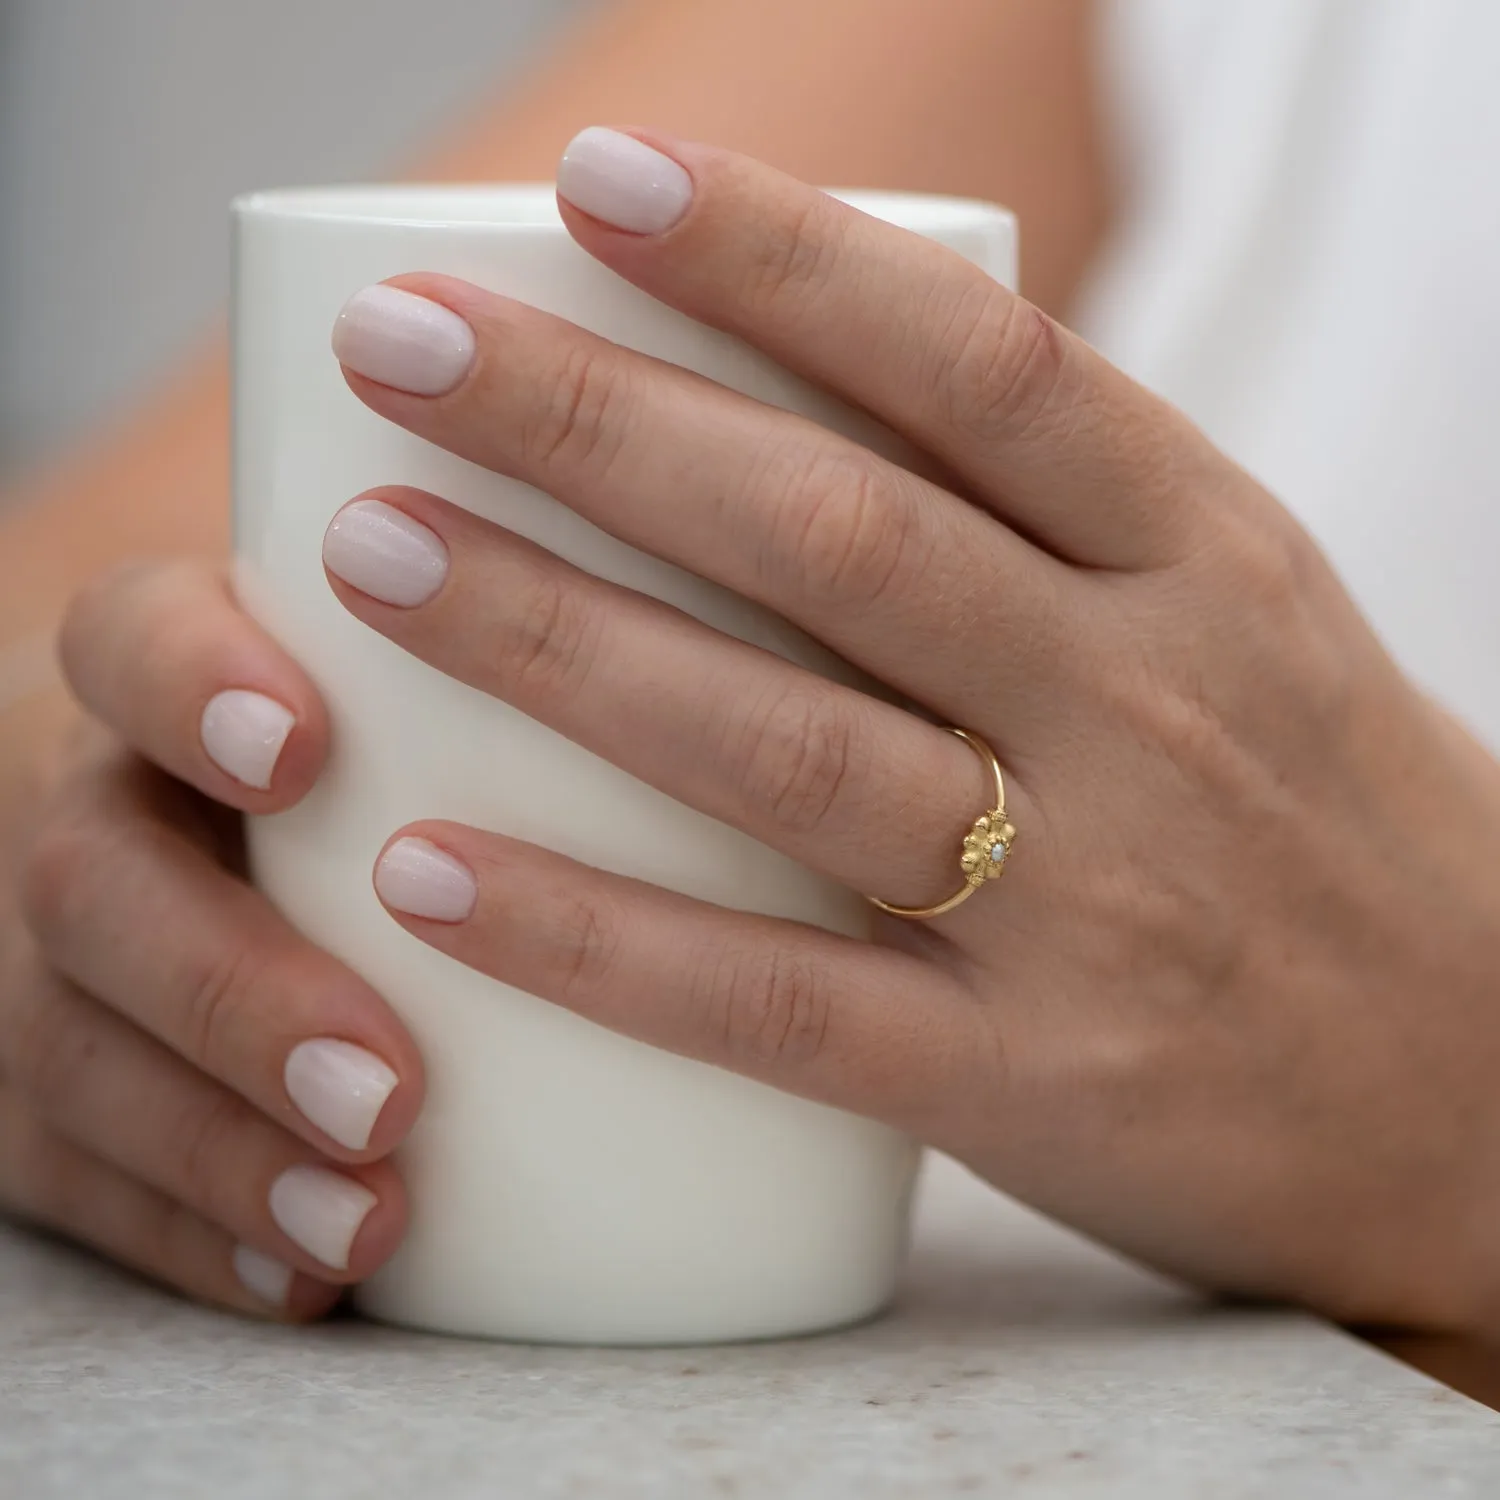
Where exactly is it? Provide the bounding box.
[284,1039,399,1152]
[233,1244,294,1308]
[375,837,477,923]
[557,127,694,235]
[323,500,449,607]
[268,1165,376,1272]
[200,690,295,791]
[332,284,476,396]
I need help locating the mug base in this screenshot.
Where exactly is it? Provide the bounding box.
[350,1280,901,1347]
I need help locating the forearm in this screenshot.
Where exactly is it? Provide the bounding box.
[0,0,1104,653]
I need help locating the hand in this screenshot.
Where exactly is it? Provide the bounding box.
[0,562,420,1318]
[322,130,1500,1336]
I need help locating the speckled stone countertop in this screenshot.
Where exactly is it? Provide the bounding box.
[5,1154,1497,1498]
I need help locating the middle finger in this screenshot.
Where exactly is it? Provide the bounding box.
[332,273,1073,733]
[20,753,423,1163]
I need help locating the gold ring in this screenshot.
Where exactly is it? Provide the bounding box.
[867,727,1015,920]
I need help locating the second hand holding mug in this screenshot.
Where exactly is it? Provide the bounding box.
[232,182,1016,1344]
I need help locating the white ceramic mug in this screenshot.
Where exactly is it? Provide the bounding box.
[232,184,1016,1344]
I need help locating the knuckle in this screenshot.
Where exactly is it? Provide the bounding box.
[740,196,843,321]
[717,945,832,1070]
[1231,514,1320,614]
[733,685,861,836]
[58,558,196,696]
[1200,516,1354,723]
[499,563,605,706]
[18,811,95,946]
[525,340,630,476]
[544,890,624,1012]
[56,563,138,684]
[177,939,275,1076]
[173,1089,252,1216]
[938,283,1069,440]
[764,447,920,608]
[139,1196,209,1294]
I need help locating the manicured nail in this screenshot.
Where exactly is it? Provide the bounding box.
[233,1244,294,1309]
[323,499,449,607]
[558,127,693,235]
[200,690,295,791]
[268,1164,376,1272]
[284,1039,399,1153]
[375,837,477,922]
[332,284,476,396]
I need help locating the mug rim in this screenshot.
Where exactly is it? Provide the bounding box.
[232,183,1016,237]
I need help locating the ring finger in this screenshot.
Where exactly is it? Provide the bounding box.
[19,750,424,1163]
[324,487,1026,915]
[372,824,987,1137]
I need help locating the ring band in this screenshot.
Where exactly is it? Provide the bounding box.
[867,727,1015,920]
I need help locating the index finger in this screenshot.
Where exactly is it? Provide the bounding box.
[556,127,1224,570]
[60,559,329,811]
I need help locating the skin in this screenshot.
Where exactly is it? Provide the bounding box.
[5,7,1500,1336]
[334,142,1500,1334]
[0,0,1103,1319]
[0,0,1102,649]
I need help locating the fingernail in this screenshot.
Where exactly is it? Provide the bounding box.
[323,499,449,607]
[332,284,476,397]
[269,1164,377,1272]
[200,690,295,791]
[374,837,477,923]
[284,1039,399,1153]
[558,127,693,235]
[233,1244,294,1308]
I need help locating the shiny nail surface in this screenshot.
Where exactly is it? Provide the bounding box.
[268,1165,376,1272]
[200,690,295,791]
[332,284,476,396]
[558,127,693,235]
[375,838,477,923]
[284,1039,399,1153]
[323,500,449,607]
[233,1244,294,1308]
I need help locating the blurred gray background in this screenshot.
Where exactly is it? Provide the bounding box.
[0,0,589,481]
